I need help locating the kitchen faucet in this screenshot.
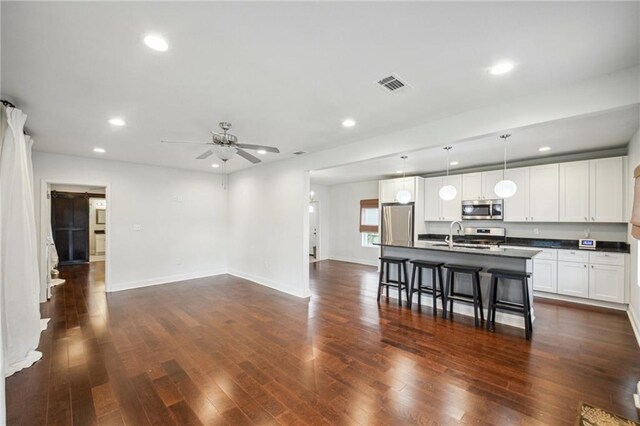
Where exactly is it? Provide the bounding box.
[446,221,463,249]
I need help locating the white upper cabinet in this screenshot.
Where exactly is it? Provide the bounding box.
[423,175,462,221]
[481,170,504,200]
[503,167,530,222]
[529,164,559,222]
[590,157,624,222]
[559,161,590,222]
[379,177,416,204]
[462,173,482,200]
[423,177,443,221]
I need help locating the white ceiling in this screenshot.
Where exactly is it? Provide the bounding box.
[311,105,640,186]
[2,2,638,174]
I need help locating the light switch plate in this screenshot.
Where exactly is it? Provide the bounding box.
[133,224,141,231]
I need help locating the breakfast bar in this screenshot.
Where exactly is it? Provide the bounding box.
[378,240,541,329]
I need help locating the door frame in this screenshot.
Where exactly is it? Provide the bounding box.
[309,200,320,260]
[39,179,112,301]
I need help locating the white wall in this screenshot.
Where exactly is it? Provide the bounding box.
[310,183,330,261]
[227,161,311,297]
[627,127,640,344]
[33,152,228,292]
[327,180,380,266]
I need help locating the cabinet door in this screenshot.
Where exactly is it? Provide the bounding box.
[557,261,589,298]
[529,164,559,222]
[589,264,625,303]
[559,161,590,222]
[590,157,624,222]
[423,177,443,221]
[379,180,396,203]
[503,167,530,222]
[462,173,482,200]
[441,175,462,221]
[481,170,504,200]
[532,259,558,293]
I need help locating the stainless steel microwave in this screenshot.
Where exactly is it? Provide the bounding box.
[461,199,503,220]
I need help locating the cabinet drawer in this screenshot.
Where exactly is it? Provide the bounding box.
[533,248,557,260]
[588,252,625,266]
[557,250,589,263]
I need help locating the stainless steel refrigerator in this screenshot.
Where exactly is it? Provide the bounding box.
[380,203,414,244]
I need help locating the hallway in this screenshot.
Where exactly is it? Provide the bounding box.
[6,260,640,425]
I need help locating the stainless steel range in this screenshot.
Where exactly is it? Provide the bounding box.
[453,227,506,248]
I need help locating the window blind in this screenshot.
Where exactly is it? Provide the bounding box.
[359,199,379,233]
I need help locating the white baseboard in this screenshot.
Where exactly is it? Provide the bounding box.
[328,256,378,267]
[109,269,227,292]
[228,269,311,299]
[534,291,628,311]
[628,305,640,348]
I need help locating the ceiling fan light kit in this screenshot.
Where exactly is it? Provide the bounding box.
[161,121,280,165]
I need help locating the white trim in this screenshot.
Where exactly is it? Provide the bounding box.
[39,179,112,298]
[228,268,311,298]
[328,256,378,267]
[534,291,628,311]
[628,305,640,348]
[109,269,227,293]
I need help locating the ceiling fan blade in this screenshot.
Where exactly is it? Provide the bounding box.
[236,148,261,164]
[236,144,280,153]
[196,150,214,160]
[161,140,209,145]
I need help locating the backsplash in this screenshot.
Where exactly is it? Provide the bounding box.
[425,221,628,242]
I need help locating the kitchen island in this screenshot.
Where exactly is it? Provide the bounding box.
[378,240,540,328]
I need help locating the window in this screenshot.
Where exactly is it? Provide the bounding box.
[360,199,379,247]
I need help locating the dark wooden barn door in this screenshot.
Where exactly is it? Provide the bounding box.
[51,191,90,264]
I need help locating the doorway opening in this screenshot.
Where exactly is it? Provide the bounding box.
[43,183,109,299]
[309,201,319,263]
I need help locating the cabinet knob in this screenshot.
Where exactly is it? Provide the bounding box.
[591,265,594,268]
[584,217,587,221]
[591,217,595,221]
[584,264,587,268]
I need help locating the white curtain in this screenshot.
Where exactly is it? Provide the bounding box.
[0,106,44,376]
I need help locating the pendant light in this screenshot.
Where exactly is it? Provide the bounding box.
[439,146,457,201]
[494,134,517,198]
[396,156,412,204]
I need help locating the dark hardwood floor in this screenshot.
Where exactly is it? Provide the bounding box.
[6,260,640,425]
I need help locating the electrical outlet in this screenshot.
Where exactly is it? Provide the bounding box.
[533,228,539,235]
[584,229,591,238]
[133,224,141,231]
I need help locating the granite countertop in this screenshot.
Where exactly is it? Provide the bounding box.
[418,234,630,254]
[377,240,541,259]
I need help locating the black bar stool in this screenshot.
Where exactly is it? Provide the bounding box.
[486,269,532,339]
[409,260,445,315]
[377,256,410,306]
[443,264,484,327]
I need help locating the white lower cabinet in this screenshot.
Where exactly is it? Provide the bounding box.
[532,259,557,293]
[557,261,589,298]
[588,264,625,303]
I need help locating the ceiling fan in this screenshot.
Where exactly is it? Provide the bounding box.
[161,121,280,164]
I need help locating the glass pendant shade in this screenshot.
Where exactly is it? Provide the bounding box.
[396,190,412,204]
[215,145,237,161]
[494,179,517,198]
[439,185,457,201]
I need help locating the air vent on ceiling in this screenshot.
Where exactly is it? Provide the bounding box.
[376,73,411,93]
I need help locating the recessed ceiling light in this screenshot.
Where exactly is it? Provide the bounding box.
[342,118,356,128]
[144,34,169,52]
[108,118,126,126]
[538,146,551,152]
[489,61,515,75]
[93,148,106,153]
[256,149,267,155]
[450,161,459,166]
[211,163,220,168]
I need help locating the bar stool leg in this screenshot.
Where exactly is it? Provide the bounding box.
[417,267,422,307]
[410,264,417,307]
[437,266,445,312]
[471,272,480,327]
[475,272,484,322]
[443,269,451,319]
[385,264,390,298]
[397,263,403,306]
[403,261,410,306]
[486,275,496,330]
[377,261,385,302]
[522,277,532,340]
[431,268,437,316]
